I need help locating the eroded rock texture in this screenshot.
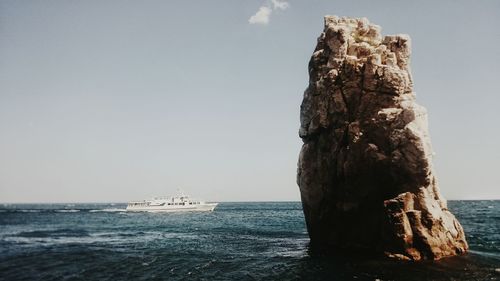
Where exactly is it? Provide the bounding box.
[297,16,468,260]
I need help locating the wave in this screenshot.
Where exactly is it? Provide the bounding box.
[4,235,119,246]
[89,208,126,213]
[16,228,90,238]
[0,209,82,213]
[468,250,500,260]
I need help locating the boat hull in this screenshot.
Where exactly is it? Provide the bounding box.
[126,203,218,212]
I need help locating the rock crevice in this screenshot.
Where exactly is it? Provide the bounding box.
[297,16,468,260]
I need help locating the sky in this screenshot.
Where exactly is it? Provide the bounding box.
[0,0,499,203]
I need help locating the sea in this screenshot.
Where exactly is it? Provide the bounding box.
[0,201,499,281]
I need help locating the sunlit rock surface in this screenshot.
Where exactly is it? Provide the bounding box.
[297,16,468,260]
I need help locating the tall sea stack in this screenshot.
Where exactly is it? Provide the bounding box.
[297,16,468,260]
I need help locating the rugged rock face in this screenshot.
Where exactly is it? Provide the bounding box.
[297,16,468,260]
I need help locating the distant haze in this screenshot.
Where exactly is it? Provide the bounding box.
[1,0,499,203]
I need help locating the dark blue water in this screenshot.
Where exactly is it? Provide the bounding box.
[0,201,499,280]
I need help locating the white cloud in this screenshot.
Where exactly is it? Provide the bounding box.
[248,6,272,25]
[248,0,290,25]
[271,0,289,10]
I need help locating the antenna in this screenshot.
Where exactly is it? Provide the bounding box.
[177,187,185,197]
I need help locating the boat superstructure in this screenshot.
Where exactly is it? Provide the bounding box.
[126,194,218,212]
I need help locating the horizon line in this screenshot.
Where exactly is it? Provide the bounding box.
[1,198,499,204]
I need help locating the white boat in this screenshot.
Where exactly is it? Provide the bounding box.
[126,194,218,212]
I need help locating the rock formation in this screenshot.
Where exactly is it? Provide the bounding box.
[297,16,468,261]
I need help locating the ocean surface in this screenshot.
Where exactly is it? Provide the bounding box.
[0,201,499,281]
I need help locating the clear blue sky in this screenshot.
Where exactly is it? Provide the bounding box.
[1,0,499,202]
